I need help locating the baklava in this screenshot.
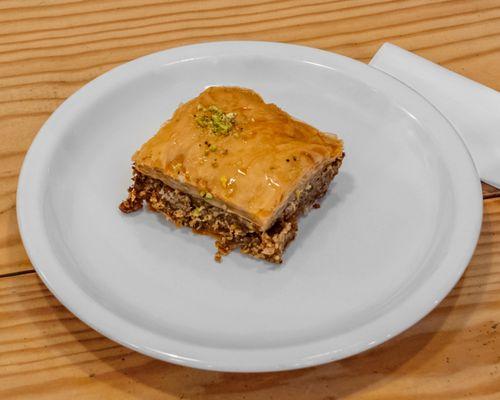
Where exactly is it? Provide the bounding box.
[120,87,344,263]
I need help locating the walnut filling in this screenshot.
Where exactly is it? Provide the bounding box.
[120,156,343,263]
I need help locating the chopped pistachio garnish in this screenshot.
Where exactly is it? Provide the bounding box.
[191,207,204,217]
[172,163,182,172]
[199,190,213,200]
[195,104,237,135]
[220,175,228,188]
[209,144,217,152]
[196,115,211,128]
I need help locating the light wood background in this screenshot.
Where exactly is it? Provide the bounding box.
[1,1,499,398]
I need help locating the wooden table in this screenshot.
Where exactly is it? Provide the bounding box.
[1,1,499,398]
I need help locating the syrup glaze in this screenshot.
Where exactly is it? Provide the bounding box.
[133,87,343,230]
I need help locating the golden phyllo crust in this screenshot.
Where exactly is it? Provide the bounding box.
[132,86,343,231]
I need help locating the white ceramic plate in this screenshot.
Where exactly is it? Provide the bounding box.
[17,41,482,372]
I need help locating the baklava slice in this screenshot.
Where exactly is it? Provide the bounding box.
[120,87,344,263]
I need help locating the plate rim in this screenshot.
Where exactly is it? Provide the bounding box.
[16,41,483,372]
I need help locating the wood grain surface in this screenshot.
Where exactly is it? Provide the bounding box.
[0,0,499,398]
[0,198,498,399]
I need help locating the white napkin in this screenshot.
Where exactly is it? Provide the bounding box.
[369,43,500,188]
